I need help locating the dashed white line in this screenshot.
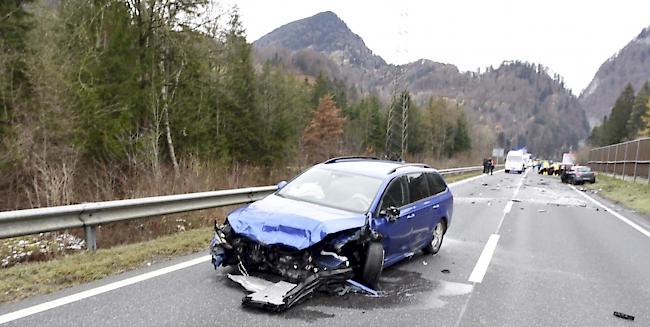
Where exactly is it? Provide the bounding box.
[469,169,528,285]
[0,255,211,325]
[571,185,650,239]
[503,201,513,214]
[468,234,500,283]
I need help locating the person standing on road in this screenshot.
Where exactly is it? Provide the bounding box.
[483,158,489,174]
[489,158,495,175]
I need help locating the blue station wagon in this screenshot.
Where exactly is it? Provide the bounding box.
[210,156,454,310]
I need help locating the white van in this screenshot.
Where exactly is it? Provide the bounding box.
[505,150,525,174]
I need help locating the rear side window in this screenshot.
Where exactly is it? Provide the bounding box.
[380,176,407,210]
[407,173,431,203]
[426,173,447,195]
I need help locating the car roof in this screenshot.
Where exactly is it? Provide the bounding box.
[315,159,436,179]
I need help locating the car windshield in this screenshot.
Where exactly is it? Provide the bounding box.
[277,167,383,213]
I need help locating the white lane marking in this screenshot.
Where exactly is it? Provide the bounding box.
[503,201,513,214]
[448,170,505,188]
[0,255,211,325]
[494,169,527,233]
[571,185,650,239]
[468,234,500,283]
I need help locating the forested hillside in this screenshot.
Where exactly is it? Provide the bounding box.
[253,11,590,158]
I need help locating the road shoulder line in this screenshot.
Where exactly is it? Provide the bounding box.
[0,255,211,325]
[571,185,650,239]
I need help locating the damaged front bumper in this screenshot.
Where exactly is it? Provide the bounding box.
[210,223,376,311]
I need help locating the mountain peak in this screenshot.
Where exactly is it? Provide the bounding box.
[253,11,385,68]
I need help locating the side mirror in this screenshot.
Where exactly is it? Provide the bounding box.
[276,180,288,190]
[380,206,400,222]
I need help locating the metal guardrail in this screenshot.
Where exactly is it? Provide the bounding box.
[0,186,277,250]
[0,164,493,250]
[437,164,503,175]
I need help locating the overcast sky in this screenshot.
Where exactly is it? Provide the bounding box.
[223,0,650,95]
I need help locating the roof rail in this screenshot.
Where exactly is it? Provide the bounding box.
[387,163,431,174]
[323,156,380,164]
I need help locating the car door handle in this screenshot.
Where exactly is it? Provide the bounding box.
[406,213,416,219]
[432,204,440,209]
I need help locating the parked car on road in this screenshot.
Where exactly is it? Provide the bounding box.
[563,165,596,184]
[209,156,454,310]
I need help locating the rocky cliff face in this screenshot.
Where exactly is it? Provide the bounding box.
[579,26,650,127]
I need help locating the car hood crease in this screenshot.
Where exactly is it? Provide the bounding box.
[227,194,366,250]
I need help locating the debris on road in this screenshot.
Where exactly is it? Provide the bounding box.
[538,209,547,213]
[228,268,359,311]
[482,183,489,186]
[423,261,428,266]
[613,311,635,321]
[441,269,450,274]
[511,199,521,202]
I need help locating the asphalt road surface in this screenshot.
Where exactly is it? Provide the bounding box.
[2,170,649,326]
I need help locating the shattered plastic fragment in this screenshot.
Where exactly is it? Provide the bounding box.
[346,279,379,297]
[613,311,635,321]
[441,269,450,274]
[538,209,547,213]
[228,274,275,293]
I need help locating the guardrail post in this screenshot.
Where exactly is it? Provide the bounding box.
[84,225,97,251]
[633,139,640,182]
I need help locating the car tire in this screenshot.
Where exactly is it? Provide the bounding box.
[361,242,384,288]
[423,220,446,255]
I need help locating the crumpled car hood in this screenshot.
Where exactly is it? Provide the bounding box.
[227,194,366,250]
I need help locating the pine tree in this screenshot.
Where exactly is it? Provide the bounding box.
[220,10,262,163]
[602,83,634,144]
[0,0,33,164]
[302,94,345,162]
[627,81,650,138]
[640,98,650,137]
[453,113,472,153]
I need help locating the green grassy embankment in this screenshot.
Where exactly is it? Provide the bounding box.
[582,174,650,217]
[0,227,212,304]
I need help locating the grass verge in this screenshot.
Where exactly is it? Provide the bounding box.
[0,227,212,304]
[0,170,486,305]
[582,175,650,217]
